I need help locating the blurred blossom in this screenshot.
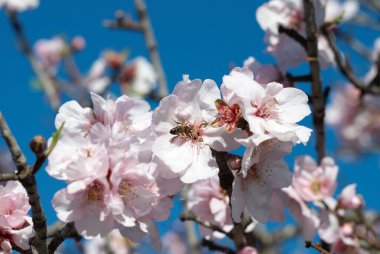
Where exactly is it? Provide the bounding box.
[162,231,187,254]
[0,0,38,12]
[120,57,157,98]
[326,85,380,153]
[237,246,258,254]
[324,0,359,23]
[34,36,66,75]
[84,230,132,254]
[292,156,338,202]
[83,57,110,94]
[256,0,334,72]
[337,184,364,210]
[187,176,233,239]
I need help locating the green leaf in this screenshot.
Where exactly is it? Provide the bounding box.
[44,122,65,156]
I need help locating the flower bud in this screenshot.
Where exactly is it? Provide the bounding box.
[29,135,47,156]
[71,36,86,51]
[227,155,242,170]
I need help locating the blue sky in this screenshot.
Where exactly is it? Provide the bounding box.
[0,0,379,253]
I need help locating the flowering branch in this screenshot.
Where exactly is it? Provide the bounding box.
[103,0,169,99]
[7,11,60,110]
[303,0,326,162]
[0,112,48,253]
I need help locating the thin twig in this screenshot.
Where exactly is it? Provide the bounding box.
[279,25,307,49]
[103,0,169,99]
[7,11,60,110]
[286,73,312,82]
[180,213,232,238]
[0,172,19,182]
[48,222,80,254]
[305,241,331,254]
[303,0,326,162]
[201,238,235,254]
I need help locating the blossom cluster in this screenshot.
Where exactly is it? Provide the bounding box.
[271,155,369,253]
[47,93,181,250]
[0,181,34,253]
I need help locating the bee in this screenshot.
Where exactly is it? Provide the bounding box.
[169,120,199,143]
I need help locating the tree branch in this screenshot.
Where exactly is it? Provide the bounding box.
[322,28,380,95]
[103,1,169,99]
[180,213,232,238]
[201,238,235,254]
[0,112,47,253]
[48,222,80,254]
[279,25,307,49]
[305,241,331,254]
[303,0,326,162]
[7,11,60,110]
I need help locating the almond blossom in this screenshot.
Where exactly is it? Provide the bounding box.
[243,57,292,86]
[49,92,181,251]
[238,246,258,254]
[231,138,293,223]
[222,68,312,145]
[152,76,243,183]
[0,0,38,12]
[271,187,320,241]
[256,0,334,71]
[187,176,233,239]
[292,156,338,202]
[0,181,34,253]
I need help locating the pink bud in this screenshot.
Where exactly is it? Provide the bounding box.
[71,36,86,51]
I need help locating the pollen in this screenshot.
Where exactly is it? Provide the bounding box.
[87,181,104,201]
[253,97,279,119]
[118,180,139,200]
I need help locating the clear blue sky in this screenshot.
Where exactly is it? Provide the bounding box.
[0,1,379,253]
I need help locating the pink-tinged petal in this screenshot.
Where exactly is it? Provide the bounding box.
[152,95,179,134]
[152,134,193,174]
[275,87,311,123]
[203,126,245,151]
[231,177,246,223]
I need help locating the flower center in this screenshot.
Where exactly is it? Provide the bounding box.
[310,181,322,195]
[252,97,278,119]
[87,181,104,201]
[212,99,242,133]
[118,180,139,201]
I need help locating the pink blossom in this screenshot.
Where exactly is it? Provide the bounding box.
[52,177,115,238]
[187,176,233,239]
[34,36,66,75]
[292,156,338,202]
[256,0,334,71]
[84,230,132,254]
[0,181,34,252]
[337,184,364,210]
[222,69,312,145]
[231,138,293,223]
[332,223,363,254]
[243,57,292,86]
[0,0,38,12]
[238,246,258,254]
[152,76,242,183]
[271,187,320,241]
